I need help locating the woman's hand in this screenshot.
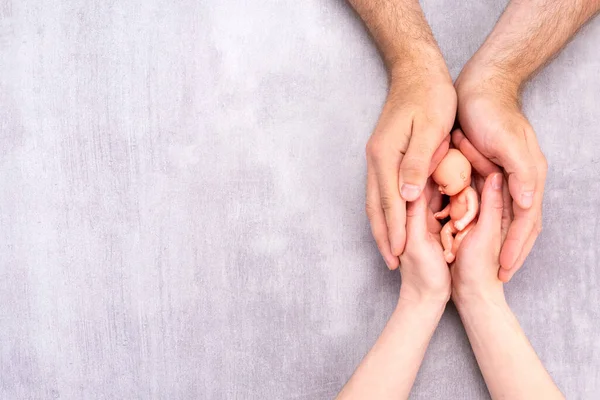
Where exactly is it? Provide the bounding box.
[399,191,451,305]
[338,183,449,400]
[451,172,510,304]
[450,173,564,399]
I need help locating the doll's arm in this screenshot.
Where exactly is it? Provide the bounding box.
[454,187,479,231]
[434,204,450,220]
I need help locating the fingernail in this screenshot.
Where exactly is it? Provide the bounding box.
[401,184,421,200]
[521,191,534,208]
[492,174,503,190]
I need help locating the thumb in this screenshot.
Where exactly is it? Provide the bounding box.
[477,173,504,233]
[500,140,538,209]
[405,194,428,239]
[399,130,443,201]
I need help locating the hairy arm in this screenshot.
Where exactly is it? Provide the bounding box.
[454,0,599,281]
[350,0,456,269]
[347,0,442,73]
[460,0,600,96]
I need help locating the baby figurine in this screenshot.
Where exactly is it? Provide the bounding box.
[432,149,479,263]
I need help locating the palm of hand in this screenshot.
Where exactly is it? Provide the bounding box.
[450,221,500,291]
[458,93,529,166]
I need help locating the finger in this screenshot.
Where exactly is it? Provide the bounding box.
[425,178,443,211]
[367,162,400,270]
[427,210,443,236]
[476,173,504,234]
[499,206,535,271]
[500,152,545,271]
[495,135,538,210]
[452,129,501,178]
[499,226,538,282]
[423,177,434,204]
[473,171,486,194]
[372,153,406,257]
[500,176,513,244]
[425,174,443,233]
[429,193,443,214]
[399,127,444,201]
[428,134,451,175]
[405,193,428,239]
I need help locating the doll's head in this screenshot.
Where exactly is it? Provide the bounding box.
[431,149,472,196]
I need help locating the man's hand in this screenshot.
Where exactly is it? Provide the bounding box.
[366,72,455,269]
[347,0,456,269]
[453,81,547,282]
[452,0,600,281]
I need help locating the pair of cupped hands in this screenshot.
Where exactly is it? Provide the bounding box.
[399,170,505,305]
[365,58,548,295]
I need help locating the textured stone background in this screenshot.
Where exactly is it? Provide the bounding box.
[0,1,599,399]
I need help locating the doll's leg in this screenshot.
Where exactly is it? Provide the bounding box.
[440,221,458,263]
[451,221,476,257]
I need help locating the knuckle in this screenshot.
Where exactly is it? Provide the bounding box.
[365,201,379,219]
[412,140,435,158]
[488,130,511,154]
[366,137,386,162]
[379,194,396,211]
[525,163,538,180]
[373,234,390,256]
[419,116,447,139]
[492,199,504,211]
[400,157,426,177]
[365,138,376,158]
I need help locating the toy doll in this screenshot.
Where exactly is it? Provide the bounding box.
[432,149,479,263]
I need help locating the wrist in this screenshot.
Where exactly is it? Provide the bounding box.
[395,295,447,322]
[456,57,522,105]
[388,44,452,86]
[398,286,450,311]
[451,283,506,314]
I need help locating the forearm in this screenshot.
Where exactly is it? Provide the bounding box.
[337,298,445,400]
[347,0,447,76]
[454,293,563,399]
[459,0,600,96]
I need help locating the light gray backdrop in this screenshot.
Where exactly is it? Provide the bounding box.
[1,1,599,399]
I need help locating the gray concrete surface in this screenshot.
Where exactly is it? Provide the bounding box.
[0,0,599,399]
